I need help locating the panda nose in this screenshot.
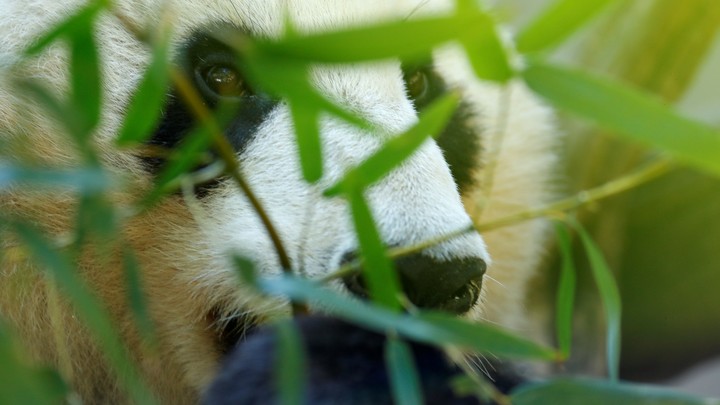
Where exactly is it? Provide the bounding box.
[341,251,486,314]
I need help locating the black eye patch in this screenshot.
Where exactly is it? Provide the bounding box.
[140,26,278,183]
[402,62,483,193]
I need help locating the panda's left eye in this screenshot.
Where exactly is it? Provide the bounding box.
[199,63,248,98]
[404,69,429,101]
[402,64,439,108]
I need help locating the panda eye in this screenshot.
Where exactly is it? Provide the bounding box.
[197,63,249,99]
[404,69,429,101]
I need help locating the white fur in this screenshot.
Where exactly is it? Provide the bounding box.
[0,0,557,403]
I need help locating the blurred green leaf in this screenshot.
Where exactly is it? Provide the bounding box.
[386,337,423,405]
[555,223,576,360]
[68,19,101,137]
[458,8,513,82]
[574,221,622,381]
[0,165,109,192]
[252,1,511,82]
[275,321,306,405]
[517,0,617,53]
[511,378,720,405]
[74,194,117,248]
[123,248,156,347]
[141,102,242,206]
[233,255,258,286]
[414,312,557,360]
[10,222,156,404]
[325,93,459,196]
[289,99,323,182]
[16,80,83,140]
[260,9,478,64]
[523,61,720,177]
[0,322,68,404]
[117,31,171,146]
[24,1,105,56]
[347,188,402,311]
[254,274,557,360]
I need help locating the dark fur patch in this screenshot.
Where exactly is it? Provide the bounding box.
[403,62,483,193]
[140,28,278,193]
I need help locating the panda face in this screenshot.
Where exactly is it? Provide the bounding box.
[0,0,509,401]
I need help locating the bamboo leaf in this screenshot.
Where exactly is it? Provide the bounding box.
[10,222,156,404]
[68,19,101,137]
[117,31,171,145]
[459,12,513,83]
[0,165,109,192]
[347,188,402,311]
[259,14,480,64]
[24,1,104,56]
[517,0,618,54]
[573,221,622,381]
[325,93,459,196]
[511,378,720,405]
[554,223,576,360]
[386,337,423,405]
[523,61,720,177]
[254,274,557,360]
[123,248,156,347]
[289,101,323,183]
[0,322,68,404]
[275,321,306,405]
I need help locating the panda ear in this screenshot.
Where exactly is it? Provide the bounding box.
[204,315,525,405]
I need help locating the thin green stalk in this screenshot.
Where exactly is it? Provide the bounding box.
[474,159,672,232]
[169,68,307,315]
[320,159,672,283]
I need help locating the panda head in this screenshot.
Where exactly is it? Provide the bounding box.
[1,0,493,399]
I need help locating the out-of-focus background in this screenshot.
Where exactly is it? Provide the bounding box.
[496,0,720,396]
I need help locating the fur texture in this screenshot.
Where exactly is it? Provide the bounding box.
[0,0,557,403]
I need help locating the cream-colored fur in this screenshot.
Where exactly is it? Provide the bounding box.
[0,0,556,403]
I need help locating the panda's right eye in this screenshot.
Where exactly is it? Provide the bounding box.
[195,56,251,102]
[200,64,247,98]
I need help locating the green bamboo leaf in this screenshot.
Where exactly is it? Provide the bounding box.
[15,80,81,138]
[233,255,258,286]
[459,12,513,83]
[144,125,215,204]
[68,20,101,137]
[0,322,68,404]
[516,0,618,53]
[10,222,156,404]
[347,188,402,311]
[24,1,104,56]
[252,2,512,82]
[237,53,374,183]
[123,247,156,347]
[413,312,557,360]
[275,321,306,405]
[511,378,720,405]
[523,62,720,177]
[75,194,117,245]
[0,165,109,192]
[259,13,480,64]
[117,31,171,145]
[254,275,557,360]
[325,93,459,196]
[141,103,239,205]
[573,221,622,381]
[289,101,323,183]
[386,337,423,405]
[239,52,369,130]
[554,223,576,360]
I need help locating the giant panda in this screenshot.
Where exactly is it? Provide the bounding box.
[0,0,557,403]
